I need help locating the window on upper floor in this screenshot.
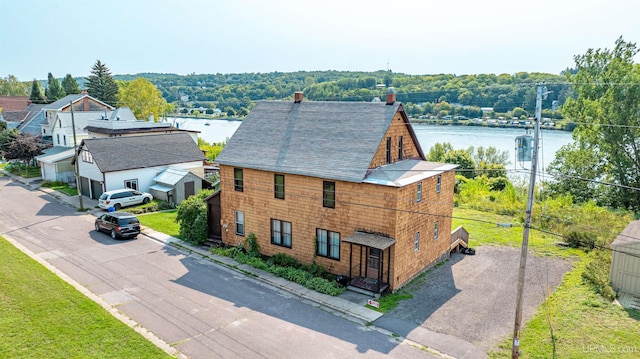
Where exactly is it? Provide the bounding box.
[436,175,441,194]
[63,136,67,146]
[434,221,439,240]
[417,182,422,202]
[386,137,391,163]
[414,232,420,252]
[234,168,244,192]
[323,181,335,208]
[56,134,60,145]
[316,228,340,260]
[271,219,292,248]
[81,150,93,163]
[398,136,403,160]
[274,174,285,199]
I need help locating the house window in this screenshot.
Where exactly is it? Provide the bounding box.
[398,136,403,160]
[316,228,340,260]
[63,136,67,146]
[417,182,422,202]
[436,175,441,194]
[271,219,292,248]
[234,168,243,192]
[323,181,335,208]
[274,174,285,199]
[235,210,245,236]
[56,134,60,145]
[434,221,439,240]
[386,137,391,163]
[414,232,420,252]
[124,179,138,190]
[81,150,93,163]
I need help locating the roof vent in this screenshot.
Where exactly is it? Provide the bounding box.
[294,91,304,103]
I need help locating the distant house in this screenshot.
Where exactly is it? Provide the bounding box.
[74,133,207,201]
[20,93,114,138]
[0,96,43,130]
[212,91,458,293]
[610,221,640,302]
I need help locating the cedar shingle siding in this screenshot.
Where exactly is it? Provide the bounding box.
[215,98,457,291]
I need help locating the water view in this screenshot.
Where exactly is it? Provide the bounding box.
[170,118,574,171]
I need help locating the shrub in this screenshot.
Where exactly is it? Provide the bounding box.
[175,196,208,245]
[243,233,260,258]
[564,231,597,251]
[271,253,299,268]
[582,250,616,301]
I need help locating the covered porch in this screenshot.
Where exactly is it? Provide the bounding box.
[343,231,395,296]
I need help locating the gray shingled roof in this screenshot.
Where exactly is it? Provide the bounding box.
[80,133,205,172]
[215,100,404,183]
[343,231,396,250]
[612,220,640,246]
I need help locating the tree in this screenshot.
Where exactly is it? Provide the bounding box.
[442,149,476,179]
[61,74,81,95]
[118,77,169,122]
[29,80,45,104]
[0,75,29,96]
[426,142,454,162]
[469,146,510,166]
[3,133,45,163]
[44,73,65,101]
[85,60,119,106]
[555,37,640,211]
[175,191,212,245]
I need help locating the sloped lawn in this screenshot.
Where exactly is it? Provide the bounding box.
[0,237,173,359]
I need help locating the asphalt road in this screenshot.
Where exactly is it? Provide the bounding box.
[0,177,438,359]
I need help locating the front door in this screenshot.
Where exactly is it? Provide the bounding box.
[367,248,381,279]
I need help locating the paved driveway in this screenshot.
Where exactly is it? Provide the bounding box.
[376,246,573,351]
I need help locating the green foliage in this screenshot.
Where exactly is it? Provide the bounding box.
[243,232,260,257]
[45,72,65,101]
[271,252,299,268]
[443,149,476,178]
[582,250,616,301]
[556,37,640,212]
[29,79,45,104]
[61,74,81,95]
[0,74,29,96]
[210,246,345,296]
[86,60,119,106]
[118,77,170,121]
[198,137,226,161]
[564,231,597,251]
[426,142,454,162]
[175,195,208,245]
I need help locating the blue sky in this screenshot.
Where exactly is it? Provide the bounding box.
[2,0,639,80]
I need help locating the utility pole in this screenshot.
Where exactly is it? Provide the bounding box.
[511,83,544,358]
[70,101,84,210]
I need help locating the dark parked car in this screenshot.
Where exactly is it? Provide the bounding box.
[94,212,141,239]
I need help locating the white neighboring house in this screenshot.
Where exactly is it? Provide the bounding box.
[74,133,207,201]
[610,220,640,309]
[36,107,198,183]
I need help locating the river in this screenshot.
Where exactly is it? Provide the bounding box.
[170,118,574,171]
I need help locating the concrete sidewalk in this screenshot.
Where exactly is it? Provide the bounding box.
[5,170,487,358]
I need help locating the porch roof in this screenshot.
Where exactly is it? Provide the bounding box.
[343,231,395,250]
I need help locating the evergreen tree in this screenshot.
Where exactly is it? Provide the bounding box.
[44,73,65,101]
[29,79,45,104]
[61,74,81,95]
[85,60,119,106]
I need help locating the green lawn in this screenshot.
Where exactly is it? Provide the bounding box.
[490,259,640,358]
[452,207,583,257]
[0,237,174,359]
[138,210,180,238]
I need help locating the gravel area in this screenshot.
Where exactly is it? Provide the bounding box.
[381,245,573,351]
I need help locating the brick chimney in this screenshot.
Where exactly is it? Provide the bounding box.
[81,89,88,94]
[294,91,304,103]
[386,87,396,105]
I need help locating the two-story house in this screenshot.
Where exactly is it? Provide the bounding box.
[213,92,457,293]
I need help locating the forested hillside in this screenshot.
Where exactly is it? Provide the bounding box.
[115,70,570,118]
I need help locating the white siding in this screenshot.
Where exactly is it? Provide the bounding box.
[611,242,640,296]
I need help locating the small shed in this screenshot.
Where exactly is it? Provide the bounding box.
[610,220,640,297]
[149,168,206,205]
